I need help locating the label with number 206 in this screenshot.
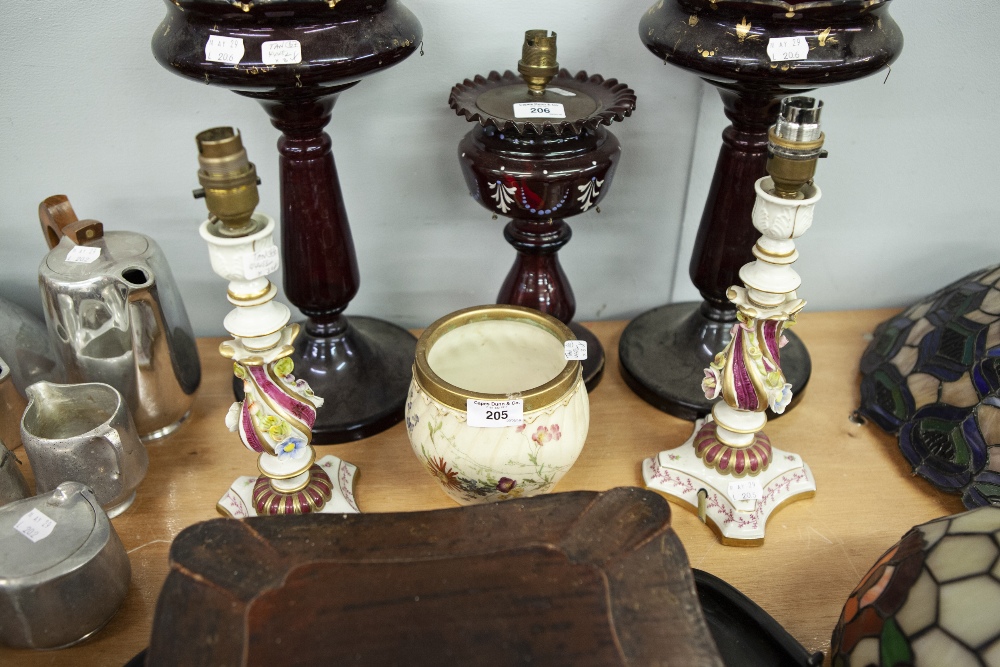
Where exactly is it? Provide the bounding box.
[467,399,524,428]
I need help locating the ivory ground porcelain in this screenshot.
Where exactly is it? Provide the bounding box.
[407,305,589,505]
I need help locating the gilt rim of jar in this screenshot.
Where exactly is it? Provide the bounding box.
[414,305,581,413]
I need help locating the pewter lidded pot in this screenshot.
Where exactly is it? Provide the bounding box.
[36,196,200,440]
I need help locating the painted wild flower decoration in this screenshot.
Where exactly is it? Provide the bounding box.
[532,424,562,446]
[428,456,461,489]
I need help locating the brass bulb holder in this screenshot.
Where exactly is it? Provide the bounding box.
[518,30,558,95]
[194,127,261,237]
[766,97,826,200]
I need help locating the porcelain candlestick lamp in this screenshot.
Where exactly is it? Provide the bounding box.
[193,128,358,518]
[644,98,826,546]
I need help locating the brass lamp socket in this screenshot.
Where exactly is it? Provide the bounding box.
[766,97,826,199]
[518,30,558,95]
[195,127,261,237]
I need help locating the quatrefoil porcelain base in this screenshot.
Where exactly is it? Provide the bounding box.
[643,418,815,546]
[217,455,360,518]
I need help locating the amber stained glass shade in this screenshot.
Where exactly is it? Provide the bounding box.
[831,507,1000,667]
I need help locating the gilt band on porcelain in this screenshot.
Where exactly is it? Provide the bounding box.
[413,304,581,413]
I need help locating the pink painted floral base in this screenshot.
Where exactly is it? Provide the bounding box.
[643,418,815,545]
[217,455,360,518]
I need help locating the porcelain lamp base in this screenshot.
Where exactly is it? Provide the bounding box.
[217,455,360,519]
[643,419,815,546]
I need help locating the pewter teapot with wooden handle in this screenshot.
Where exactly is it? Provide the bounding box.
[36,195,200,440]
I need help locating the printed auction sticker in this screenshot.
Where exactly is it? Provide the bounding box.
[65,245,101,264]
[205,35,245,64]
[728,479,764,502]
[242,245,280,280]
[467,399,524,428]
[14,508,57,543]
[261,40,302,66]
[767,36,809,62]
[564,340,588,361]
[513,102,566,119]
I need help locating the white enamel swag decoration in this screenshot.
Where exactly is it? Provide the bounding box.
[489,180,516,214]
[577,178,604,211]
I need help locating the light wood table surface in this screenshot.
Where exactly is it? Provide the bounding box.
[2,309,965,666]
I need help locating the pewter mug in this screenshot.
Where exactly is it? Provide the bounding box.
[0,439,30,507]
[0,482,130,649]
[37,195,200,440]
[0,296,63,395]
[21,381,148,517]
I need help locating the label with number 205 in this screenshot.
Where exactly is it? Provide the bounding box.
[467,399,524,428]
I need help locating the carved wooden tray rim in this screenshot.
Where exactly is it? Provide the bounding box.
[147,487,723,666]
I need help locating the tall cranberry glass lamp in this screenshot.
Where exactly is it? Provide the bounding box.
[619,0,902,420]
[152,0,422,442]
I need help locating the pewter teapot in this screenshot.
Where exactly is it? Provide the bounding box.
[36,196,200,440]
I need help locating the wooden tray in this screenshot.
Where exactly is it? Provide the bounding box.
[147,487,723,666]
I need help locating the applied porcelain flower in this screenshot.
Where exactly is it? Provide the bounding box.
[225,402,241,432]
[768,382,793,414]
[273,435,307,461]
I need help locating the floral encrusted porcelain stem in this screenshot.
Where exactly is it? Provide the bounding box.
[644,98,827,545]
[192,127,358,518]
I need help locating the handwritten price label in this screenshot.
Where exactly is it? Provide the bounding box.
[242,245,280,280]
[261,40,302,65]
[65,245,101,264]
[467,399,524,428]
[14,508,57,543]
[728,479,764,503]
[564,340,588,361]
[767,36,809,62]
[205,35,245,64]
[513,102,566,119]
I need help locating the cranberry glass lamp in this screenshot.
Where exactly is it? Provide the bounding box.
[619,0,902,420]
[449,31,636,390]
[152,0,422,443]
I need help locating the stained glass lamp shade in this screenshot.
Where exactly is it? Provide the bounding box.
[859,265,1000,508]
[831,506,1000,667]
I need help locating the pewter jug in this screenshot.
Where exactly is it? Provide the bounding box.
[37,195,200,440]
[21,381,148,517]
[0,482,130,649]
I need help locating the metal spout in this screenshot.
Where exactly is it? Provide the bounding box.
[194,127,262,237]
[766,97,827,199]
[518,30,558,95]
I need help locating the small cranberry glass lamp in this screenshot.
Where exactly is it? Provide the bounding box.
[152,0,423,443]
[192,127,358,518]
[644,97,827,546]
[449,31,636,390]
[619,0,902,420]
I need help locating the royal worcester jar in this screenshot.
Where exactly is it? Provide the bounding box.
[406,305,589,505]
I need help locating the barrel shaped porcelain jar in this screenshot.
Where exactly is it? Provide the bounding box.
[406,305,589,505]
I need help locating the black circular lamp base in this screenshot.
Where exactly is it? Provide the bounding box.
[618,302,810,421]
[567,321,605,393]
[234,316,416,444]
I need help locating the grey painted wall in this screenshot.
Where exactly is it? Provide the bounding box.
[0,2,994,337]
